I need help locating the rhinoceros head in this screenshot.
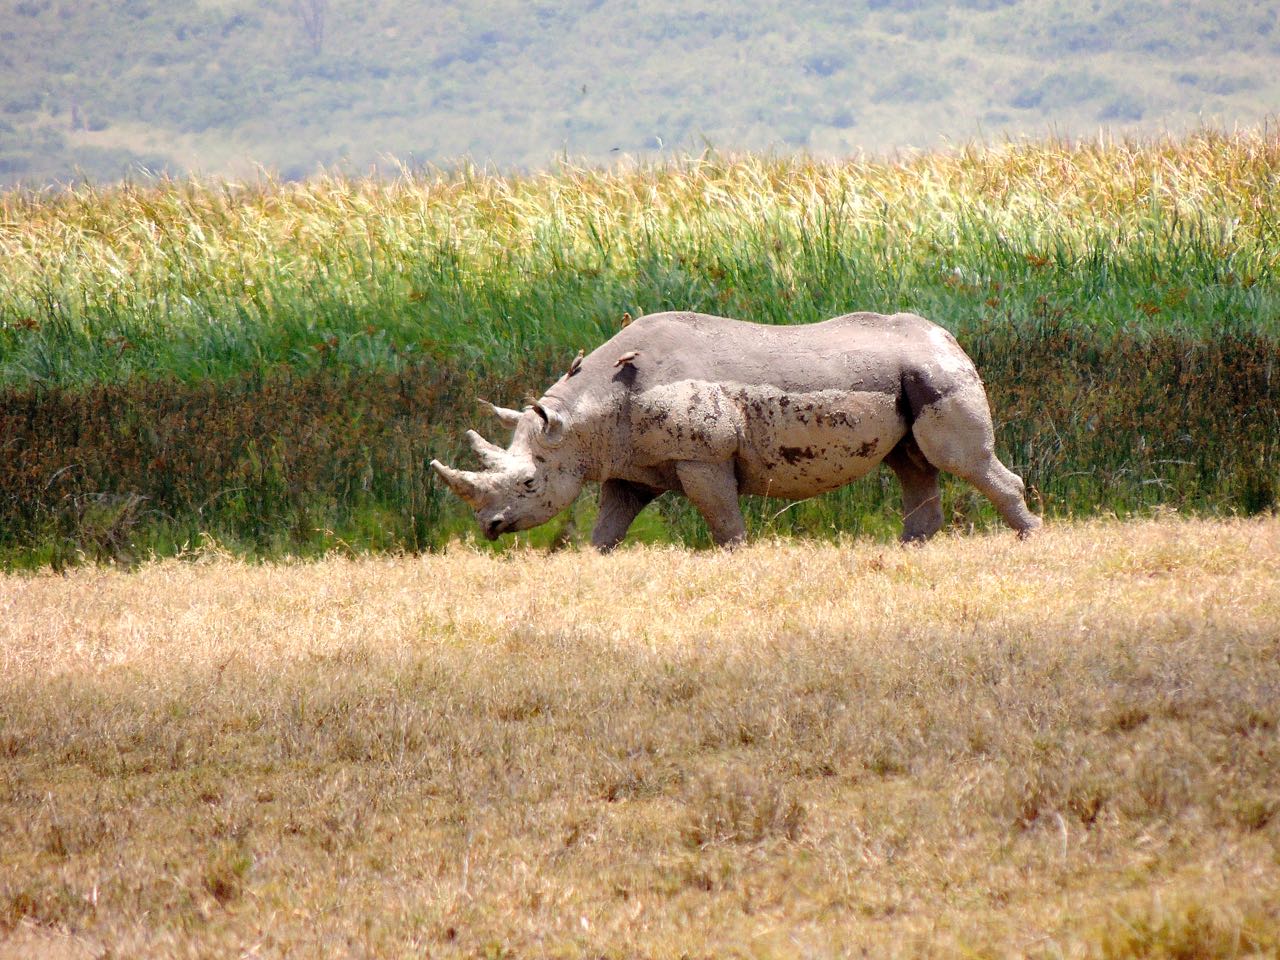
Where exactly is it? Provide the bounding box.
[430,399,586,540]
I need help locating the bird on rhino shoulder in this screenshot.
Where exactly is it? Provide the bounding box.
[431,310,1042,550]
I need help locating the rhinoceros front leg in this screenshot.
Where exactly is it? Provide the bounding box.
[675,460,747,547]
[591,479,658,552]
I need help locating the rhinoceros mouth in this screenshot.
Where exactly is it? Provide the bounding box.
[484,517,509,540]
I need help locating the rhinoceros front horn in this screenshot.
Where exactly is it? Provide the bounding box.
[430,459,487,508]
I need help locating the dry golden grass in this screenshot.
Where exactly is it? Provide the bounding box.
[2,516,1278,958]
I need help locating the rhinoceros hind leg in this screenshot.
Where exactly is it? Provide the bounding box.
[911,386,1042,538]
[884,436,943,542]
[676,460,747,547]
[592,479,659,552]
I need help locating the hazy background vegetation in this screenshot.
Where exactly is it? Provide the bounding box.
[1,0,1278,187]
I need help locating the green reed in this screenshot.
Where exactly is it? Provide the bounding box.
[1,131,1277,386]
[1,129,1277,566]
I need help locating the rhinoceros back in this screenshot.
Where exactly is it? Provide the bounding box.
[613,311,974,396]
[598,311,977,498]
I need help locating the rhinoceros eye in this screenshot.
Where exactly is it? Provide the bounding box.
[522,478,536,490]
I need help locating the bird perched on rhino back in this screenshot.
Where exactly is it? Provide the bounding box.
[431,310,1041,550]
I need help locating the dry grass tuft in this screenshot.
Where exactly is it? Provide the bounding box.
[1,515,1278,957]
[681,767,806,848]
[1092,895,1280,960]
[201,844,252,907]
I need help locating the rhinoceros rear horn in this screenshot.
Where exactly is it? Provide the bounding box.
[430,459,487,508]
[476,398,523,430]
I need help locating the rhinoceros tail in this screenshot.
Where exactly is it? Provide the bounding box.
[898,368,950,427]
[897,325,982,426]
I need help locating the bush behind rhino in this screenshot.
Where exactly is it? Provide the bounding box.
[1,323,1275,567]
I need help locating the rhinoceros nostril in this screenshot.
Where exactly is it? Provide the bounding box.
[485,517,505,539]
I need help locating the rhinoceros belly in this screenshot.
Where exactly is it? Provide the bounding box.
[729,385,906,498]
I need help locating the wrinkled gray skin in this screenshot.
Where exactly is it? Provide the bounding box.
[431,311,1041,549]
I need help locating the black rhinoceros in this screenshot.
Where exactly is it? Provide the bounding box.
[431,311,1041,549]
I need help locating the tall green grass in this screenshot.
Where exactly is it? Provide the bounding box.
[2,130,1277,385]
[1,128,1277,566]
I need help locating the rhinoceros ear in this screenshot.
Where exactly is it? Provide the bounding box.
[476,398,523,430]
[531,401,568,447]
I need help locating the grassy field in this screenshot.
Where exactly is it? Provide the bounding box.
[4,130,1278,387]
[2,516,1278,957]
[1,128,1278,567]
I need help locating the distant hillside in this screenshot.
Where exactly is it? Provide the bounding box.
[1,0,1278,186]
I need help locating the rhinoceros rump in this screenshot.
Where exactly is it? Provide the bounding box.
[431,311,1041,549]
